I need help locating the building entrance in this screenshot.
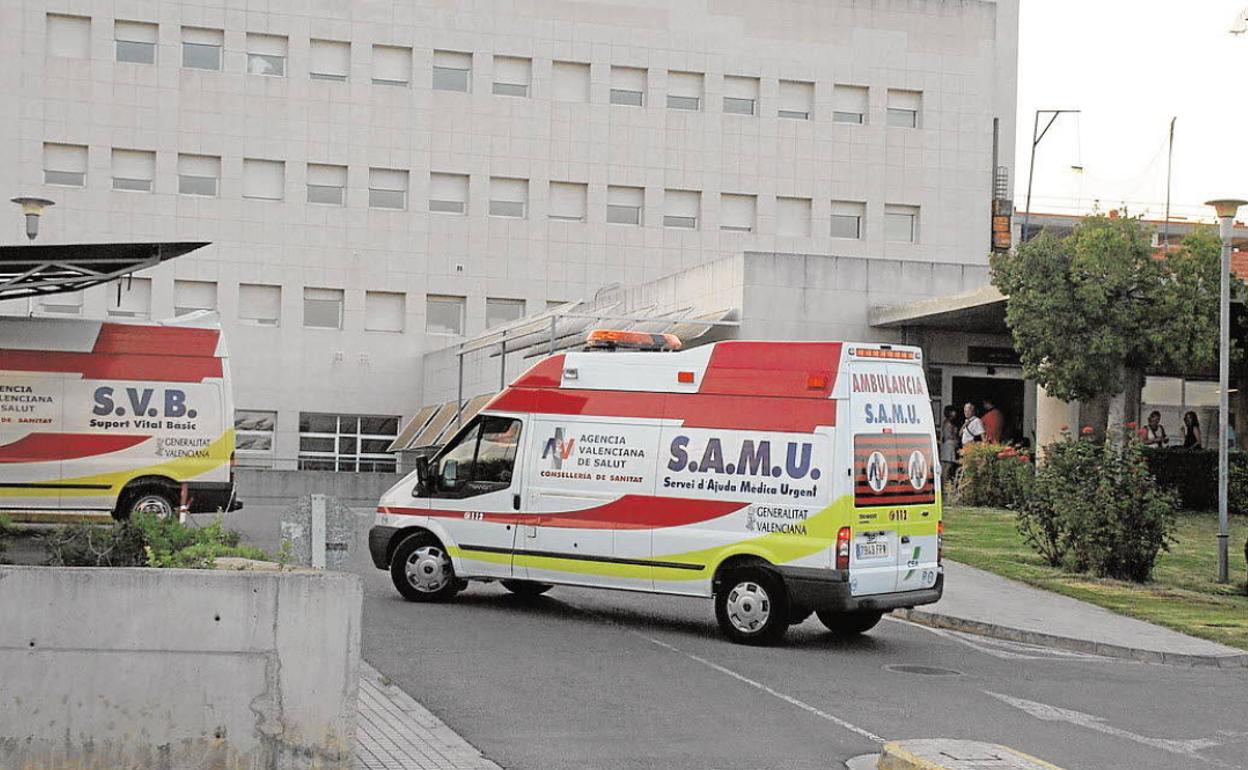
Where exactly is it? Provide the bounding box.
[951,376,1026,446]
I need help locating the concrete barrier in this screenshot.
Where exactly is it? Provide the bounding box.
[0,565,362,770]
[236,468,401,508]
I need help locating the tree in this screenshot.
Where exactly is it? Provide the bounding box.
[990,216,1238,438]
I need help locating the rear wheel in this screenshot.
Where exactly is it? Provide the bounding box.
[815,609,884,636]
[501,580,552,598]
[714,567,790,645]
[390,534,460,602]
[117,485,177,520]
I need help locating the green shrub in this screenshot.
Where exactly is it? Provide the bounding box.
[1021,430,1177,582]
[954,442,1034,509]
[1142,448,1248,513]
[44,514,264,569]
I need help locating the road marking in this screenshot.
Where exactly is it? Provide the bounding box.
[985,691,1224,760]
[891,617,1107,662]
[559,598,887,745]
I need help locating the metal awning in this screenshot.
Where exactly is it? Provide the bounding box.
[0,242,209,300]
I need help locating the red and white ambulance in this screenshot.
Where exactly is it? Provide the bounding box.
[370,332,942,644]
[0,314,238,522]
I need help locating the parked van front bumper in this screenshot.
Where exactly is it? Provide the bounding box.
[776,565,943,613]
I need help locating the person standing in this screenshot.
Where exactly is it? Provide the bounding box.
[939,405,961,484]
[961,402,985,446]
[981,397,1004,444]
[1141,411,1169,447]
[1182,411,1202,449]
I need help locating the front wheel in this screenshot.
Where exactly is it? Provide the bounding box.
[501,580,552,597]
[390,535,460,602]
[714,568,790,645]
[815,609,884,636]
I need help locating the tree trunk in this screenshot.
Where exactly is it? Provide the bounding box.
[1078,393,1111,442]
[1107,366,1144,446]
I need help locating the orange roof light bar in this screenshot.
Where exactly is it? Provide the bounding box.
[848,347,918,360]
[585,329,683,351]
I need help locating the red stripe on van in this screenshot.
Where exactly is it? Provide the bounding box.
[698,341,842,399]
[380,495,746,530]
[0,350,223,382]
[93,323,220,356]
[0,433,148,463]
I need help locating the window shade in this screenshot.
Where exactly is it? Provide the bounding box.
[310,39,349,78]
[115,20,157,43]
[493,56,530,85]
[551,61,589,102]
[370,168,408,191]
[178,154,220,177]
[611,66,645,91]
[668,71,703,98]
[109,277,152,316]
[182,26,222,45]
[430,173,468,201]
[174,280,217,310]
[372,45,411,83]
[240,284,281,322]
[490,177,527,203]
[365,291,404,332]
[608,186,643,207]
[308,163,346,187]
[549,182,587,220]
[723,75,759,99]
[45,143,87,172]
[720,194,755,231]
[665,189,699,218]
[834,85,868,112]
[247,33,286,57]
[243,159,284,200]
[433,50,471,69]
[778,80,813,115]
[888,89,922,111]
[776,197,812,237]
[47,15,89,58]
[112,149,155,183]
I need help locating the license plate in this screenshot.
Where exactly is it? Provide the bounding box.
[856,541,888,559]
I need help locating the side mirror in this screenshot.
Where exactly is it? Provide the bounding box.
[412,456,430,497]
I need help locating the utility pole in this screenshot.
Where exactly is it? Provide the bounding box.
[1163,118,1175,251]
[1021,109,1080,244]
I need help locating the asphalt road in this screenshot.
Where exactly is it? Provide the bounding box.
[213,507,1248,769]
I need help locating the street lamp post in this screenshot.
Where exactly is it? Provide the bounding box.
[1021,109,1080,244]
[1205,198,1246,584]
[10,196,56,241]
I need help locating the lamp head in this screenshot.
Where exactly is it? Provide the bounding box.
[1205,199,1247,220]
[10,196,55,241]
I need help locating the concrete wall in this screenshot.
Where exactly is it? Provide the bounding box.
[237,468,401,507]
[0,566,362,770]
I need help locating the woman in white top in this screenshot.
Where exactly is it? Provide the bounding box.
[961,402,985,446]
[939,405,961,486]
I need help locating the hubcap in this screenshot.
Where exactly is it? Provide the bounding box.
[405,546,451,593]
[133,495,173,519]
[725,581,771,634]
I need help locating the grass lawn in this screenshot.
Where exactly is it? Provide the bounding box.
[944,506,1248,651]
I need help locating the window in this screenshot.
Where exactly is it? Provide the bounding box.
[38,290,83,315]
[369,168,408,210]
[492,56,531,97]
[429,172,469,214]
[663,189,699,229]
[548,181,587,222]
[778,79,813,120]
[365,291,405,333]
[43,143,87,187]
[47,14,89,59]
[243,158,285,200]
[303,287,344,329]
[372,44,411,86]
[830,201,865,239]
[486,298,525,328]
[610,66,646,106]
[309,39,349,81]
[433,50,471,92]
[489,177,527,218]
[174,280,217,315]
[667,71,703,111]
[306,163,346,205]
[429,416,522,497]
[776,196,812,237]
[833,84,868,124]
[551,60,590,102]
[606,185,643,225]
[111,148,155,192]
[885,204,919,243]
[298,413,399,473]
[234,410,277,468]
[719,193,755,232]
[427,295,466,335]
[239,283,281,326]
[887,89,922,128]
[115,21,157,64]
[182,27,223,71]
[178,154,220,197]
[246,33,287,77]
[107,277,152,320]
[723,75,759,116]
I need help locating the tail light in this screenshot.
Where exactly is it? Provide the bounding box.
[937,521,944,564]
[836,526,851,571]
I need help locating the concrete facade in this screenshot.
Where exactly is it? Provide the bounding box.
[0,0,1019,470]
[0,566,362,769]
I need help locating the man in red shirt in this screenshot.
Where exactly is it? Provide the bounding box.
[981,397,1004,444]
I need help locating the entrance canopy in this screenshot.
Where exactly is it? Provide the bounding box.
[0,242,209,300]
[869,285,1007,334]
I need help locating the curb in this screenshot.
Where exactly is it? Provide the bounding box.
[879,740,1064,770]
[894,608,1248,668]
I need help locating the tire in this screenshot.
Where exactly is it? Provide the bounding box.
[787,606,814,626]
[714,567,790,645]
[390,534,460,603]
[815,609,884,636]
[501,580,552,598]
[118,485,178,520]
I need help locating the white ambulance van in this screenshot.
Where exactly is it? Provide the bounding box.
[0,314,238,522]
[370,332,942,644]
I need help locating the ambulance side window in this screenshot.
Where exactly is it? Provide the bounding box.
[430,416,522,499]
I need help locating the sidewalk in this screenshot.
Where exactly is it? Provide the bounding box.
[896,561,1248,667]
[356,661,502,770]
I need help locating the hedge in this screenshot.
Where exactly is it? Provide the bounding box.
[1141,448,1248,514]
